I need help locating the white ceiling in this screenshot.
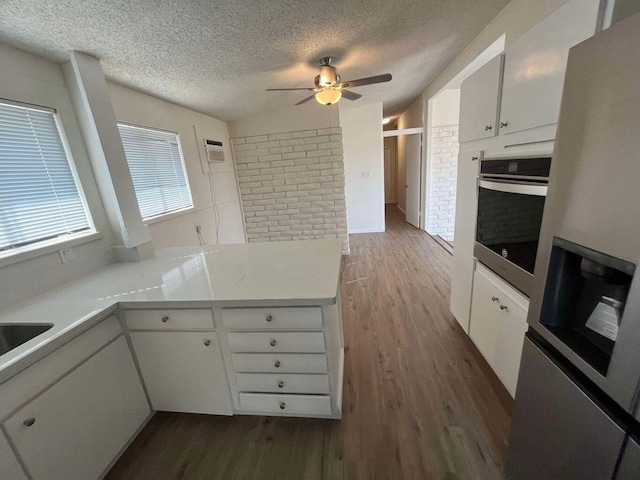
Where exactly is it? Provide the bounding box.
[0,0,510,122]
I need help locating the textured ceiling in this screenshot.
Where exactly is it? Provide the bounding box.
[0,0,509,122]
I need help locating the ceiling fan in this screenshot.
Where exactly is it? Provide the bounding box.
[267,57,392,106]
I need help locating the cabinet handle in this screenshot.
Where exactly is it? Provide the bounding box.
[471,156,478,161]
[204,339,211,346]
[485,125,492,131]
[279,402,286,410]
[277,381,284,388]
[161,316,169,323]
[491,296,499,303]
[500,122,508,129]
[500,304,509,311]
[23,417,35,427]
[270,339,277,347]
[274,360,281,368]
[266,315,273,322]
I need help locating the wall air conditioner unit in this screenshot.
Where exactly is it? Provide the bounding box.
[204,140,225,163]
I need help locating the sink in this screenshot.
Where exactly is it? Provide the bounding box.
[0,324,54,357]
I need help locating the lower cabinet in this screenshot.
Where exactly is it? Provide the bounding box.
[469,264,529,397]
[3,336,149,480]
[130,331,233,415]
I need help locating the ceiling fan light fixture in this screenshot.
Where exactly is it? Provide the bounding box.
[315,88,342,105]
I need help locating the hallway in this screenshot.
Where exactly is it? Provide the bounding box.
[107,204,512,480]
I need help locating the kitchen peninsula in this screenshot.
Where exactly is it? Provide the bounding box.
[0,239,344,480]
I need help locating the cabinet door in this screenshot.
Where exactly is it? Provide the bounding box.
[450,151,481,332]
[498,0,601,135]
[469,267,529,396]
[4,337,149,480]
[130,332,232,415]
[459,55,503,143]
[0,431,26,479]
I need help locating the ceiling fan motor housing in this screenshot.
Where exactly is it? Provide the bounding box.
[318,65,339,87]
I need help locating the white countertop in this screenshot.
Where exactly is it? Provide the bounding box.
[0,239,343,382]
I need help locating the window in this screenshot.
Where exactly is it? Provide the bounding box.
[118,123,193,221]
[0,100,93,255]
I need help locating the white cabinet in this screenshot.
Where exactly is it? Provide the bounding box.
[3,336,149,480]
[130,331,233,415]
[498,0,601,136]
[469,264,529,397]
[459,55,504,144]
[0,431,26,479]
[450,151,481,332]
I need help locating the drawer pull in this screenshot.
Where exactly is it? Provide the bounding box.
[161,316,170,323]
[266,315,273,322]
[277,380,284,388]
[500,304,509,311]
[270,339,277,347]
[279,402,286,410]
[491,296,499,303]
[23,417,36,427]
[204,339,211,346]
[274,360,281,368]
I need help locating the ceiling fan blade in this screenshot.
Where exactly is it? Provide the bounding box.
[266,87,315,91]
[341,90,362,101]
[296,94,317,105]
[343,73,392,88]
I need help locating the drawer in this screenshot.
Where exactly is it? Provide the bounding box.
[232,353,328,373]
[124,309,214,331]
[238,393,332,416]
[236,373,330,394]
[227,332,325,353]
[222,307,322,330]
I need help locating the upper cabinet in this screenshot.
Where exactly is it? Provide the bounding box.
[458,0,603,144]
[459,55,504,144]
[498,0,602,136]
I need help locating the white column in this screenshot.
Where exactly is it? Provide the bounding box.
[63,51,151,251]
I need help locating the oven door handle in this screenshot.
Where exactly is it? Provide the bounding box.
[478,179,548,196]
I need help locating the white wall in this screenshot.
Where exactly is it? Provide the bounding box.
[230,102,340,138]
[107,82,246,248]
[0,43,116,309]
[432,89,461,127]
[341,102,385,233]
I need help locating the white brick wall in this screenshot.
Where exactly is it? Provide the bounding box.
[232,128,349,255]
[427,125,459,242]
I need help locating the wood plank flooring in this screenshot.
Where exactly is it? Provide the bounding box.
[106,205,512,480]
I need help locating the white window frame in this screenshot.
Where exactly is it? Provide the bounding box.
[0,98,98,267]
[117,122,194,222]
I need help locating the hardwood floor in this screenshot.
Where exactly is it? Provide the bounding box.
[107,204,512,480]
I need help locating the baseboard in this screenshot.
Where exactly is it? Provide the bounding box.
[348,227,385,234]
[397,206,406,214]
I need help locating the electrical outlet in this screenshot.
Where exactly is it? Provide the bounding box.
[362,170,372,177]
[59,248,75,263]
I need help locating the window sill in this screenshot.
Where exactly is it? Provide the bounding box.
[143,206,195,225]
[0,231,103,268]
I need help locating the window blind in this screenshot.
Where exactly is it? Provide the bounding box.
[0,101,91,253]
[118,123,193,220]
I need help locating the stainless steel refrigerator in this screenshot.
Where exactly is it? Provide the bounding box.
[505,11,640,480]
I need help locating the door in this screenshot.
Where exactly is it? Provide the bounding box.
[616,437,640,479]
[130,331,233,415]
[4,337,149,480]
[449,150,481,332]
[505,337,625,480]
[384,148,393,203]
[405,133,422,228]
[498,0,600,135]
[459,54,503,143]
